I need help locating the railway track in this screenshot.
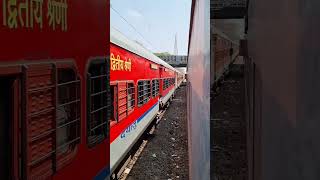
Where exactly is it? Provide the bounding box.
[114,106,168,180]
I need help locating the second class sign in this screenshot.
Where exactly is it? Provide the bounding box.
[2,0,68,31]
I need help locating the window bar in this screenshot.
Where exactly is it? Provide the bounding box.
[90,103,108,115]
[58,99,80,108]
[28,150,56,167]
[30,129,56,142]
[52,63,57,173]
[76,75,80,149]
[90,121,107,132]
[100,72,106,135]
[57,79,80,87]
[57,118,80,129]
[114,84,118,122]
[56,137,81,151]
[90,75,95,97]
[126,82,128,117]
[90,74,107,79]
[21,65,28,179]
[88,134,104,145]
[28,85,55,93]
[87,73,93,141]
[138,94,147,98]
[27,107,55,118]
[116,83,120,122]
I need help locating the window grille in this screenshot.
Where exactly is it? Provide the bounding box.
[87,59,108,146]
[117,82,128,121]
[162,79,165,90]
[127,83,135,111]
[163,78,173,90]
[56,68,81,170]
[138,80,151,106]
[23,63,81,179]
[110,82,135,124]
[110,85,117,121]
[163,79,168,90]
[152,79,159,97]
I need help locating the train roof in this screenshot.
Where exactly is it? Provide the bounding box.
[110,27,176,71]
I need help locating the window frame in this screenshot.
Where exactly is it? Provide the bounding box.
[55,62,82,170]
[86,58,109,148]
[109,80,136,126]
[127,81,136,113]
[12,60,82,179]
[163,78,171,90]
[152,79,160,97]
[109,82,118,124]
[137,79,151,107]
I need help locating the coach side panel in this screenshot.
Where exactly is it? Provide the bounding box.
[110,43,161,174]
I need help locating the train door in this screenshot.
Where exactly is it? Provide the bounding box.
[0,76,20,180]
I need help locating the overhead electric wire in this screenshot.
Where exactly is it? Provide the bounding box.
[111,4,159,52]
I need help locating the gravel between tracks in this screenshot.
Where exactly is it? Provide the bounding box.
[127,85,189,180]
[211,65,248,180]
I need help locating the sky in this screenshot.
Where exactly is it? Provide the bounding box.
[110,0,192,55]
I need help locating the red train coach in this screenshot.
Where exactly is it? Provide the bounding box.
[0,0,108,179]
[109,27,176,176]
[175,70,185,88]
[159,65,176,108]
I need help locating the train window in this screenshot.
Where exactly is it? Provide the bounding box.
[164,78,171,90]
[117,82,128,121]
[163,79,167,90]
[128,83,135,112]
[110,84,117,122]
[23,63,81,179]
[109,82,134,124]
[162,79,165,90]
[56,67,81,170]
[87,59,108,147]
[152,79,160,97]
[138,80,151,106]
